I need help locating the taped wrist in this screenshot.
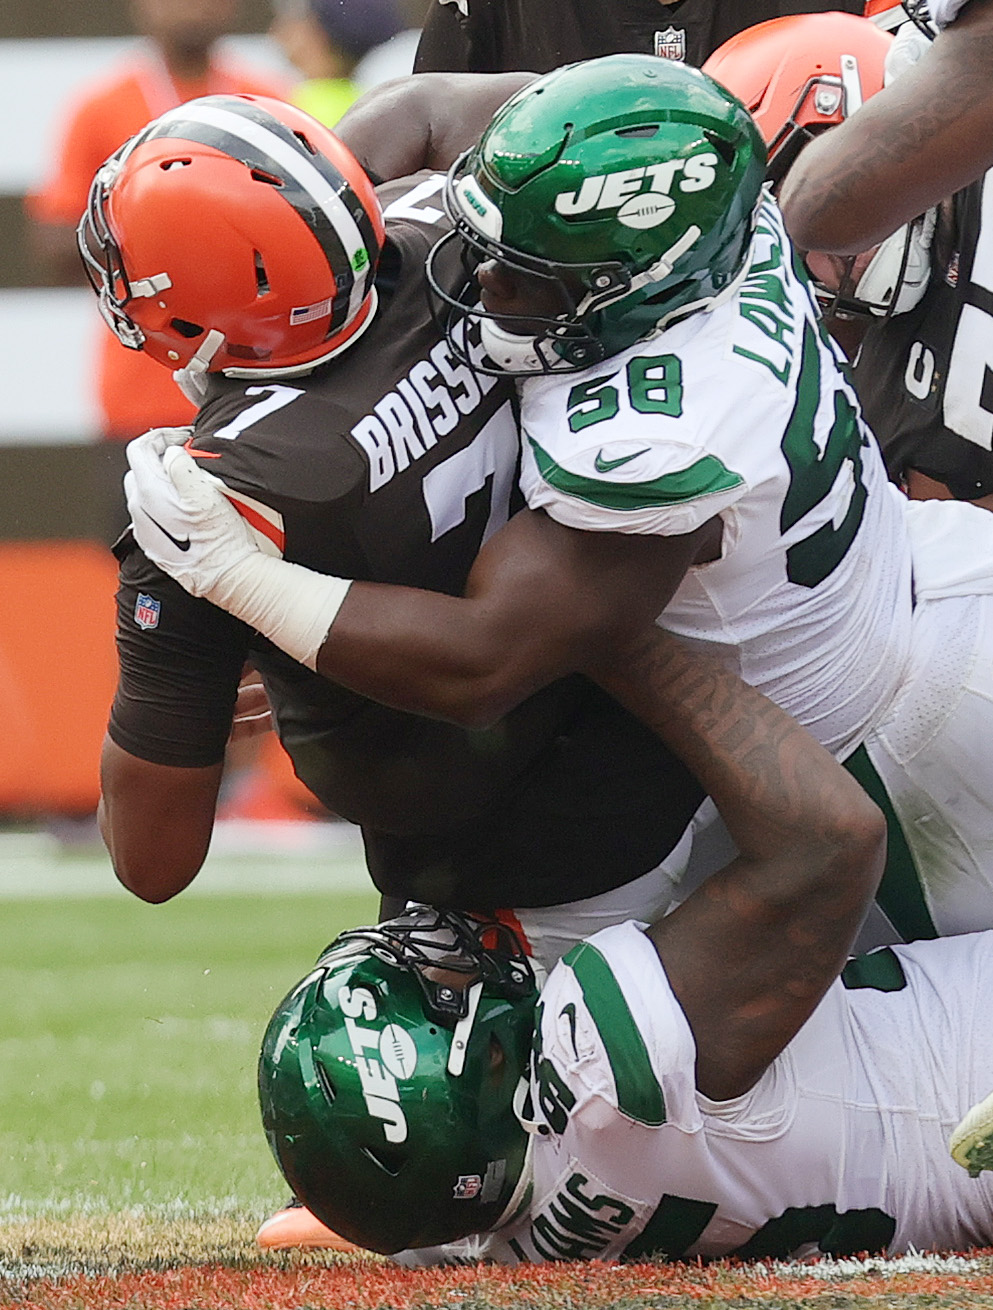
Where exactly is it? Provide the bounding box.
[205,553,351,670]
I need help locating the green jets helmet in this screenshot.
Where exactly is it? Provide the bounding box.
[258,907,538,1254]
[426,53,766,374]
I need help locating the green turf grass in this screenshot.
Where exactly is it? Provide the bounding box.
[0,888,378,1219]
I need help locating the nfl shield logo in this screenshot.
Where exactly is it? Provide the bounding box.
[453,1175,482,1200]
[655,26,686,60]
[134,593,161,630]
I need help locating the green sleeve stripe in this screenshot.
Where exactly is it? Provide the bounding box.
[527,434,744,512]
[843,745,937,942]
[562,940,666,1126]
[841,946,907,993]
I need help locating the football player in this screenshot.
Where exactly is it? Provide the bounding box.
[256,631,993,1262]
[771,2,993,510]
[411,0,864,77]
[781,0,992,251]
[82,90,720,958]
[127,57,993,947]
[700,11,934,360]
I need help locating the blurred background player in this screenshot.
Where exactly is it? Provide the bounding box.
[412,0,864,75]
[24,0,289,545]
[269,0,410,128]
[705,6,984,510]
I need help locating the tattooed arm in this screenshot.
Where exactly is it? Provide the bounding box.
[780,0,993,253]
[593,630,886,1101]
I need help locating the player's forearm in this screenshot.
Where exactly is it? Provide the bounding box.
[99,737,224,902]
[781,13,993,253]
[316,582,567,727]
[604,629,885,1100]
[315,510,699,725]
[594,628,883,867]
[335,73,535,180]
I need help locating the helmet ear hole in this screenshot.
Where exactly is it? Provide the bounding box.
[704,129,737,168]
[171,318,205,338]
[360,1143,404,1177]
[250,168,284,188]
[254,251,271,296]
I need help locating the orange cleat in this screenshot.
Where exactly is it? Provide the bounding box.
[256,1198,362,1251]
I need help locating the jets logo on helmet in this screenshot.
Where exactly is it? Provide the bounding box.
[552,154,719,225]
[78,94,385,381]
[426,54,766,376]
[337,984,415,1143]
[259,907,538,1254]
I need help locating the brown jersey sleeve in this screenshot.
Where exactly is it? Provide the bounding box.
[108,533,252,767]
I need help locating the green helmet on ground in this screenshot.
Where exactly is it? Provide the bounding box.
[426,53,767,373]
[258,908,538,1254]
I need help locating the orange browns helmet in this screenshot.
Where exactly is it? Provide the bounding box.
[78,94,385,379]
[703,13,893,184]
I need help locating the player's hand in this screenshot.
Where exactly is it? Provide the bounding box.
[125,428,260,598]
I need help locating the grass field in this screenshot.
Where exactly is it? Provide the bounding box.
[0,827,378,1221]
[4,826,993,1309]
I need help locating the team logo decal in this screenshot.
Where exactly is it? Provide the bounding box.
[379,1023,418,1079]
[134,593,161,630]
[618,193,676,229]
[554,154,718,229]
[453,1175,482,1200]
[655,26,686,61]
[338,984,414,1144]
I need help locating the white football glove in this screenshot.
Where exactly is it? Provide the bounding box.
[124,429,351,670]
[125,427,256,597]
[884,20,933,85]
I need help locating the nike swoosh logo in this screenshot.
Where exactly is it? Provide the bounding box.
[560,1003,579,1059]
[145,512,190,552]
[594,448,650,473]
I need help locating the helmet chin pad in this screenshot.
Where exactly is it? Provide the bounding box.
[479,319,545,373]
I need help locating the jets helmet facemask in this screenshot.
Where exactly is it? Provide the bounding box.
[425,53,766,376]
[258,907,538,1254]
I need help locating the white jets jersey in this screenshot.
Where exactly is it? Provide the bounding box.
[465,922,993,1264]
[519,197,913,757]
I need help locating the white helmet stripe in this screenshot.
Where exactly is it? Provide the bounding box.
[152,100,369,328]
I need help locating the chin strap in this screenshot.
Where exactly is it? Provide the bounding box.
[447,982,484,1076]
[173,329,225,405]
